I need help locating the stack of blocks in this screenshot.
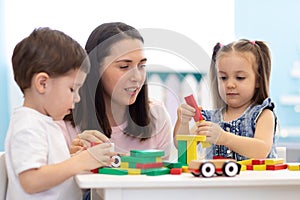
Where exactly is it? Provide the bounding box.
[238,158,287,171]
[98,149,171,176]
[176,135,210,165]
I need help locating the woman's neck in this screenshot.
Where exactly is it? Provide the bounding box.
[105,100,126,127]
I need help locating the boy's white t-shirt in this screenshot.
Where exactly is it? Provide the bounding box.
[5,106,82,200]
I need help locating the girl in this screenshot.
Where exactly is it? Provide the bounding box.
[66,22,172,159]
[174,39,277,161]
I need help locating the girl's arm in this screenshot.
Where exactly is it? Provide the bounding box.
[19,144,112,194]
[206,109,274,158]
[173,104,195,148]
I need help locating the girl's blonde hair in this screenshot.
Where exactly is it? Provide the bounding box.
[209,39,272,109]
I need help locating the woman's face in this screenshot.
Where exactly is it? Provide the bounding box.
[101,38,147,107]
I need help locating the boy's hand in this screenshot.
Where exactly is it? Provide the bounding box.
[87,143,114,166]
[196,121,225,145]
[70,130,109,154]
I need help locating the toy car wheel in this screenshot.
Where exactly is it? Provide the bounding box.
[191,171,201,177]
[111,155,121,168]
[222,161,239,177]
[199,162,215,177]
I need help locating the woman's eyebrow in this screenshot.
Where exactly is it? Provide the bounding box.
[115,58,147,63]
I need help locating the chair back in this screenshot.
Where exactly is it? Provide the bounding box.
[0,152,7,200]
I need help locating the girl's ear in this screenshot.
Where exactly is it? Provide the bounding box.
[33,72,50,93]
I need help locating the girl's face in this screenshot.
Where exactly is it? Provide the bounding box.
[101,39,146,107]
[216,52,258,111]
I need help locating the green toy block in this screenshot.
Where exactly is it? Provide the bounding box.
[144,167,170,176]
[121,156,159,164]
[130,149,165,157]
[98,167,128,175]
[163,161,183,169]
[177,140,187,165]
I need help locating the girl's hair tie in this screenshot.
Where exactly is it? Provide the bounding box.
[250,40,256,45]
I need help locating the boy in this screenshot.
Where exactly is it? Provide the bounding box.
[5,27,112,200]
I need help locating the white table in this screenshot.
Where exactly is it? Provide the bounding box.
[75,170,300,200]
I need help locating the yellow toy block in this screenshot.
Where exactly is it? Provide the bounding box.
[287,163,300,171]
[187,140,197,164]
[253,165,266,171]
[265,158,284,165]
[125,168,141,175]
[176,135,206,142]
[120,162,129,168]
[156,157,162,162]
[240,164,247,171]
[182,165,189,173]
[238,159,253,166]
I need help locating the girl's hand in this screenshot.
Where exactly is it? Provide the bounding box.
[177,103,197,124]
[196,121,225,145]
[70,130,109,154]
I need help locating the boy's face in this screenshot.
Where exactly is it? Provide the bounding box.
[45,69,86,120]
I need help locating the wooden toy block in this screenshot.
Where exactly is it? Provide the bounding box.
[163,162,183,169]
[287,163,300,171]
[170,168,182,175]
[136,162,163,169]
[120,156,159,164]
[184,94,204,121]
[266,164,287,170]
[237,159,253,166]
[246,165,253,170]
[130,149,164,157]
[177,140,187,164]
[176,135,206,142]
[182,165,190,173]
[252,159,265,165]
[145,167,170,176]
[264,158,284,165]
[98,167,128,175]
[187,140,197,164]
[120,162,129,168]
[253,165,266,171]
[122,168,141,175]
[240,165,247,171]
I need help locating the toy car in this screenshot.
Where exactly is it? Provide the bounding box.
[188,159,241,178]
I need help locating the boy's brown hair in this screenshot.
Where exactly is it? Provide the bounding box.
[12,27,90,93]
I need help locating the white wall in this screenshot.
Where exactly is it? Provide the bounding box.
[4,0,235,113]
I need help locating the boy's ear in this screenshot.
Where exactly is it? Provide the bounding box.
[33,72,50,93]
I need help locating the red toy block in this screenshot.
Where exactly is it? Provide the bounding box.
[246,165,253,170]
[170,168,182,175]
[136,162,163,169]
[184,94,204,122]
[266,164,287,170]
[251,159,265,165]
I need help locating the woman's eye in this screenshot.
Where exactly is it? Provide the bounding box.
[139,64,146,68]
[120,65,129,69]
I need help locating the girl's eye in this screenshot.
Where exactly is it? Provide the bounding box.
[70,88,74,92]
[237,77,245,80]
[219,76,227,80]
